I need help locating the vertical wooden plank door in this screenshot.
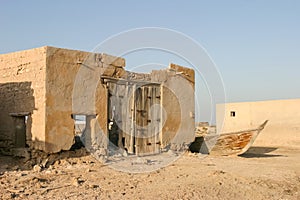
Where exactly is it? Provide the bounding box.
[135,85,161,155]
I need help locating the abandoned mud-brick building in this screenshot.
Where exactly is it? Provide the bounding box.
[0,46,195,155]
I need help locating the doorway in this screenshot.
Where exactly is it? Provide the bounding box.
[106,81,162,156]
[10,113,30,148]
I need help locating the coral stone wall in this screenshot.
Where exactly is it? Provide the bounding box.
[45,47,125,153]
[0,46,195,154]
[0,47,47,152]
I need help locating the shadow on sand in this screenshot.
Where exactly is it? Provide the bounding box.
[240,146,284,158]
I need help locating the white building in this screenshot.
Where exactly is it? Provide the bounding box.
[216,98,300,148]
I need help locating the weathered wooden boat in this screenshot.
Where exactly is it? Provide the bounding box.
[202,120,268,156]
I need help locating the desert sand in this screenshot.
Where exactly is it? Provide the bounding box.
[0,145,299,200]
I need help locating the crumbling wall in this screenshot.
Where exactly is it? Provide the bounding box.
[0,46,195,155]
[45,47,91,153]
[45,47,126,153]
[161,64,195,150]
[0,47,46,152]
[92,63,195,155]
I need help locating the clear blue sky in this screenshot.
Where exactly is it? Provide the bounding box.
[1,1,299,122]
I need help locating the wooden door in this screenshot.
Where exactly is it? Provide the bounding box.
[107,82,162,155]
[135,85,161,155]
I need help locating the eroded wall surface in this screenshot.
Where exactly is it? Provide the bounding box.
[45,47,126,153]
[96,63,196,154]
[148,64,195,149]
[0,47,47,152]
[161,64,195,149]
[216,99,300,148]
[0,46,195,154]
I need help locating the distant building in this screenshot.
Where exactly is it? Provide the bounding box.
[216,99,300,147]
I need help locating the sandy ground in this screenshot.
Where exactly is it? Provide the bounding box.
[0,146,299,200]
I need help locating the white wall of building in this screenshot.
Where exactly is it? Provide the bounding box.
[216,99,300,148]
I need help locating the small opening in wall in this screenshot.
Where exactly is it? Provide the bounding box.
[230,111,236,117]
[71,114,87,150]
[9,112,31,148]
[71,114,86,135]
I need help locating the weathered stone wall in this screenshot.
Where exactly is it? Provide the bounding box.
[0,46,195,154]
[45,47,126,153]
[45,47,92,152]
[161,64,195,149]
[0,47,47,152]
[0,82,35,153]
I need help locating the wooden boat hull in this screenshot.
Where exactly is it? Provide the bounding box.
[204,120,268,156]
